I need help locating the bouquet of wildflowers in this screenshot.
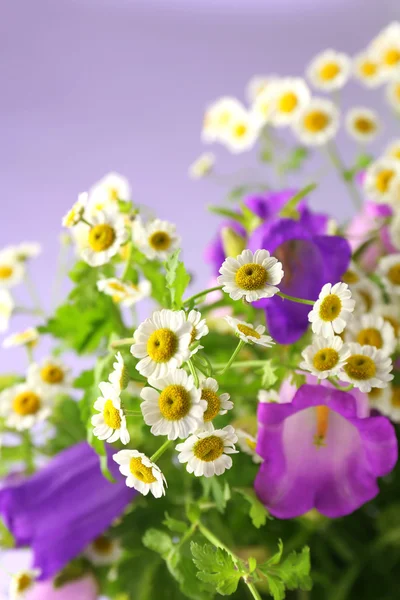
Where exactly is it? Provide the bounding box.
[2,21,400,600]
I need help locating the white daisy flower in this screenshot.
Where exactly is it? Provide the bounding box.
[268,77,311,127]
[306,49,351,91]
[218,249,284,302]
[97,277,151,306]
[189,153,215,179]
[87,172,131,214]
[8,242,41,261]
[292,97,340,146]
[372,33,400,80]
[340,261,364,287]
[353,51,385,88]
[373,303,400,339]
[236,429,263,464]
[9,568,41,599]
[224,315,274,348]
[369,383,400,422]
[199,377,233,432]
[113,449,167,498]
[0,249,25,289]
[363,158,400,203]
[187,309,209,354]
[308,282,355,337]
[250,84,279,128]
[385,139,400,162]
[378,254,400,295]
[258,389,280,403]
[62,192,87,228]
[389,211,400,249]
[202,97,245,143]
[219,110,260,154]
[140,369,206,440]
[246,75,280,103]
[339,342,393,392]
[386,77,400,114]
[351,277,382,314]
[175,425,238,477]
[27,357,72,395]
[84,536,123,566]
[80,209,128,267]
[108,352,130,392]
[0,383,51,431]
[3,327,39,349]
[300,335,350,379]
[347,314,396,356]
[0,289,14,332]
[130,309,192,379]
[91,381,130,445]
[345,107,381,144]
[132,217,180,261]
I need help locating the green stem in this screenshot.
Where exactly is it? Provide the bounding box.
[22,431,35,475]
[219,340,245,375]
[80,217,93,227]
[150,439,173,463]
[277,292,315,306]
[24,272,45,317]
[328,378,354,392]
[26,344,34,365]
[111,337,136,349]
[213,359,266,369]
[326,141,362,211]
[183,286,224,306]
[187,358,200,387]
[121,242,133,281]
[247,582,263,600]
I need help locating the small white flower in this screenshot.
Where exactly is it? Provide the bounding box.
[292,97,340,146]
[113,449,167,498]
[140,369,206,440]
[62,192,87,228]
[246,75,280,103]
[0,249,25,289]
[373,303,400,340]
[84,536,123,566]
[91,381,130,445]
[300,335,350,379]
[108,352,130,392]
[199,377,233,432]
[363,158,400,203]
[372,32,400,80]
[224,315,274,348]
[3,328,39,349]
[132,217,180,261]
[258,389,280,403]
[268,77,311,127]
[352,51,385,88]
[131,309,192,379]
[97,277,151,306]
[236,429,263,464]
[369,383,400,423]
[9,242,41,261]
[176,425,238,477]
[218,249,284,302]
[189,153,215,179]
[386,77,400,114]
[308,282,355,337]
[306,49,351,91]
[187,309,209,354]
[351,277,382,314]
[202,97,245,143]
[378,254,400,295]
[80,209,128,267]
[347,313,396,356]
[27,357,72,395]
[87,172,131,214]
[0,289,14,332]
[339,342,393,393]
[219,110,260,154]
[389,211,400,249]
[250,84,278,128]
[345,107,381,144]
[385,139,400,162]
[9,568,41,599]
[0,383,51,431]
[341,261,364,287]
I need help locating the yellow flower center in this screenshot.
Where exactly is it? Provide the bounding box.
[108,281,126,293]
[233,123,248,138]
[341,269,359,284]
[246,437,257,451]
[384,48,400,66]
[92,536,113,554]
[344,354,376,380]
[148,231,172,251]
[108,187,119,201]
[103,399,121,429]
[146,328,178,362]
[360,61,377,77]
[356,327,383,349]
[319,62,340,81]
[391,386,400,407]
[304,110,330,133]
[358,290,372,311]
[193,435,225,461]
[375,169,395,193]
[383,315,400,336]
[312,348,339,371]
[237,324,261,339]
[12,391,41,416]
[15,574,33,593]
[318,294,342,322]
[159,384,191,420]
[129,457,157,483]
[201,388,221,422]
[368,387,383,401]
[235,263,268,291]
[0,265,13,279]
[88,224,116,252]
[278,92,298,113]
[354,117,376,134]
[387,263,400,285]
[40,364,65,384]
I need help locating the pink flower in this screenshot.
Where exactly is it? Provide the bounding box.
[26,575,98,600]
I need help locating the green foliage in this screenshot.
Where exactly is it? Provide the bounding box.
[279,183,317,220]
[343,153,373,182]
[234,487,271,529]
[165,249,191,309]
[0,519,15,549]
[278,146,309,176]
[258,541,312,600]
[201,478,231,513]
[191,542,245,595]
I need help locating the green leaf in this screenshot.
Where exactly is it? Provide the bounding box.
[260,360,279,389]
[191,542,244,595]
[201,478,231,513]
[279,183,317,220]
[73,369,94,390]
[248,557,257,573]
[260,148,273,163]
[164,249,191,309]
[0,519,15,549]
[208,205,244,223]
[140,260,168,306]
[143,529,174,556]
[234,488,271,528]
[258,542,312,600]
[278,146,309,176]
[163,513,189,534]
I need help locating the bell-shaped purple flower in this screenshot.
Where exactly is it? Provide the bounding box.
[0,442,135,580]
[255,384,397,519]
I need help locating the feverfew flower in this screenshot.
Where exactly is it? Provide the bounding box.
[84,536,123,566]
[369,383,400,423]
[10,243,41,261]
[340,342,393,392]
[300,335,350,379]
[236,429,263,463]
[250,84,279,127]
[113,449,167,498]
[351,278,382,314]
[187,309,209,352]
[91,381,130,445]
[218,249,284,302]
[373,303,400,338]
[345,107,381,144]
[385,139,400,162]
[246,75,279,103]
[258,389,280,403]
[0,249,25,289]
[27,357,72,395]
[224,315,275,348]
[268,78,311,127]
[292,97,340,146]
[140,369,206,440]
[132,217,180,261]
[0,289,14,332]
[308,282,355,337]
[199,377,233,432]
[189,153,215,179]
[87,172,131,214]
[9,569,41,599]
[219,110,260,154]
[378,254,400,295]
[131,309,192,378]
[176,425,238,477]
[363,158,400,203]
[306,49,351,91]
[108,352,130,392]
[97,277,151,306]
[0,383,51,431]
[386,77,400,113]
[62,192,87,228]
[3,327,39,349]
[353,51,385,88]
[372,32,400,79]
[347,314,396,356]
[202,97,244,143]
[80,209,128,267]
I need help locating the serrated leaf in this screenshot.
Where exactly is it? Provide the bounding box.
[234,488,271,528]
[260,360,278,389]
[191,542,244,596]
[163,513,188,534]
[258,543,312,600]
[164,249,191,309]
